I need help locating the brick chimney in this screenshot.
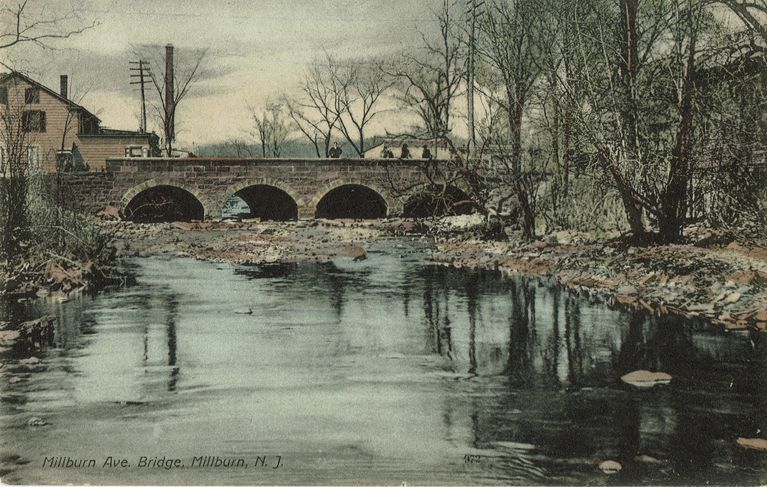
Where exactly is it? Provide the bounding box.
[164,44,175,141]
[60,75,68,98]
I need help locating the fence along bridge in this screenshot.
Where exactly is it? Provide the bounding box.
[63,157,475,222]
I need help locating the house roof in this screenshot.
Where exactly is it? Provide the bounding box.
[0,71,101,123]
[80,127,157,139]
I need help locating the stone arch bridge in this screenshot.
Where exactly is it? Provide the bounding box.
[59,157,474,221]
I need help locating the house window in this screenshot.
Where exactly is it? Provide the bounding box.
[22,110,46,132]
[27,145,40,173]
[0,87,7,105]
[125,146,145,158]
[25,87,40,104]
[78,113,99,135]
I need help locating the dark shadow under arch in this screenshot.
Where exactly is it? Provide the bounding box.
[230,185,298,221]
[315,184,387,219]
[403,185,475,218]
[124,185,204,222]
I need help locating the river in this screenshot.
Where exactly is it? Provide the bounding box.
[1,240,765,485]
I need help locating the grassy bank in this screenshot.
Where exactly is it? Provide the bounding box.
[0,186,127,301]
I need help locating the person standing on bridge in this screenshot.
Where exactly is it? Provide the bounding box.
[329,142,343,158]
[421,145,432,160]
[399,143,411,160]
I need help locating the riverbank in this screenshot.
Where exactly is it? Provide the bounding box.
[105,217,767,333]
[0,255,129,303]
[431,226,767,332]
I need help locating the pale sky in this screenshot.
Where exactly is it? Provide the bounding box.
[1,0,450,149]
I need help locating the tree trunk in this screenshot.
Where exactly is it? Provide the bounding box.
[599,147,647,238]
[562,106,571,197]
[659,28,697,244]
[619,0,640,154]
[509,101,536,240]
[612,0,647,240]
[549,71,561,215]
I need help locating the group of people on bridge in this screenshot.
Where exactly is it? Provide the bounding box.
[326,141,433,160]
[381,143,431,160]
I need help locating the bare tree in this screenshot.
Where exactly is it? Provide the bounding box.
[0,0,95,50]
[382,0,465,139]
[224,137,255,158]
[0,77,32,258]
[474,0,548,239]
[718,0,767,46]
[251,101,292,157]
[547,0,732,243]
[330,57,391,157]
[284,59,342,158]
[0,1,93,260]
[135,44,206,156]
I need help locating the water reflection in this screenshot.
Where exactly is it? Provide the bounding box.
[0,244,765,485]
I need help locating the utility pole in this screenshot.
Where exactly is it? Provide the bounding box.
[129,60,151,133]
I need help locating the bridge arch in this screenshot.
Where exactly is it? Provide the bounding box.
[221,179,302,221]
[311,180,392,219]
[120,179,212,222]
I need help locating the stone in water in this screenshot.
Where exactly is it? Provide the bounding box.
[621,370,672,388]
[736,437,767,451]
[599,460,622,474]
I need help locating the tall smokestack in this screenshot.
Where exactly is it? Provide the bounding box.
[60,75,68,98]
[164,44,175,143]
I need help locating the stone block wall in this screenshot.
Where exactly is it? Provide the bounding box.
[58,157,452,219]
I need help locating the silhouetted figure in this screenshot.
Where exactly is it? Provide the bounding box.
[381,145,395,159]
[400,143,411,160]
[421,145,432,160]
[329,142,343,158]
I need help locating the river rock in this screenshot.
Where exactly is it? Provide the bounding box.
[27,417,46,427]
[555,230,574,245]
[634,454,664,464]
[727,270,767,287]
[620,370,672,388]
[44,262,83,292]
[599,460,622,474]
[736,437,767,451]
[95,206,120,220]
[616,286,638,295]
[349,246,367,261]
[0,330,21,346]
[173,221,194,231]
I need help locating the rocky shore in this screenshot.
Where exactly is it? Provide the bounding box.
[4,214,767,336]
[430,227,767,333]
[105,216,767,333]
[0,256,129,303]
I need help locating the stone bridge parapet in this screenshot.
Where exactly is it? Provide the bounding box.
[57,157,464,220]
